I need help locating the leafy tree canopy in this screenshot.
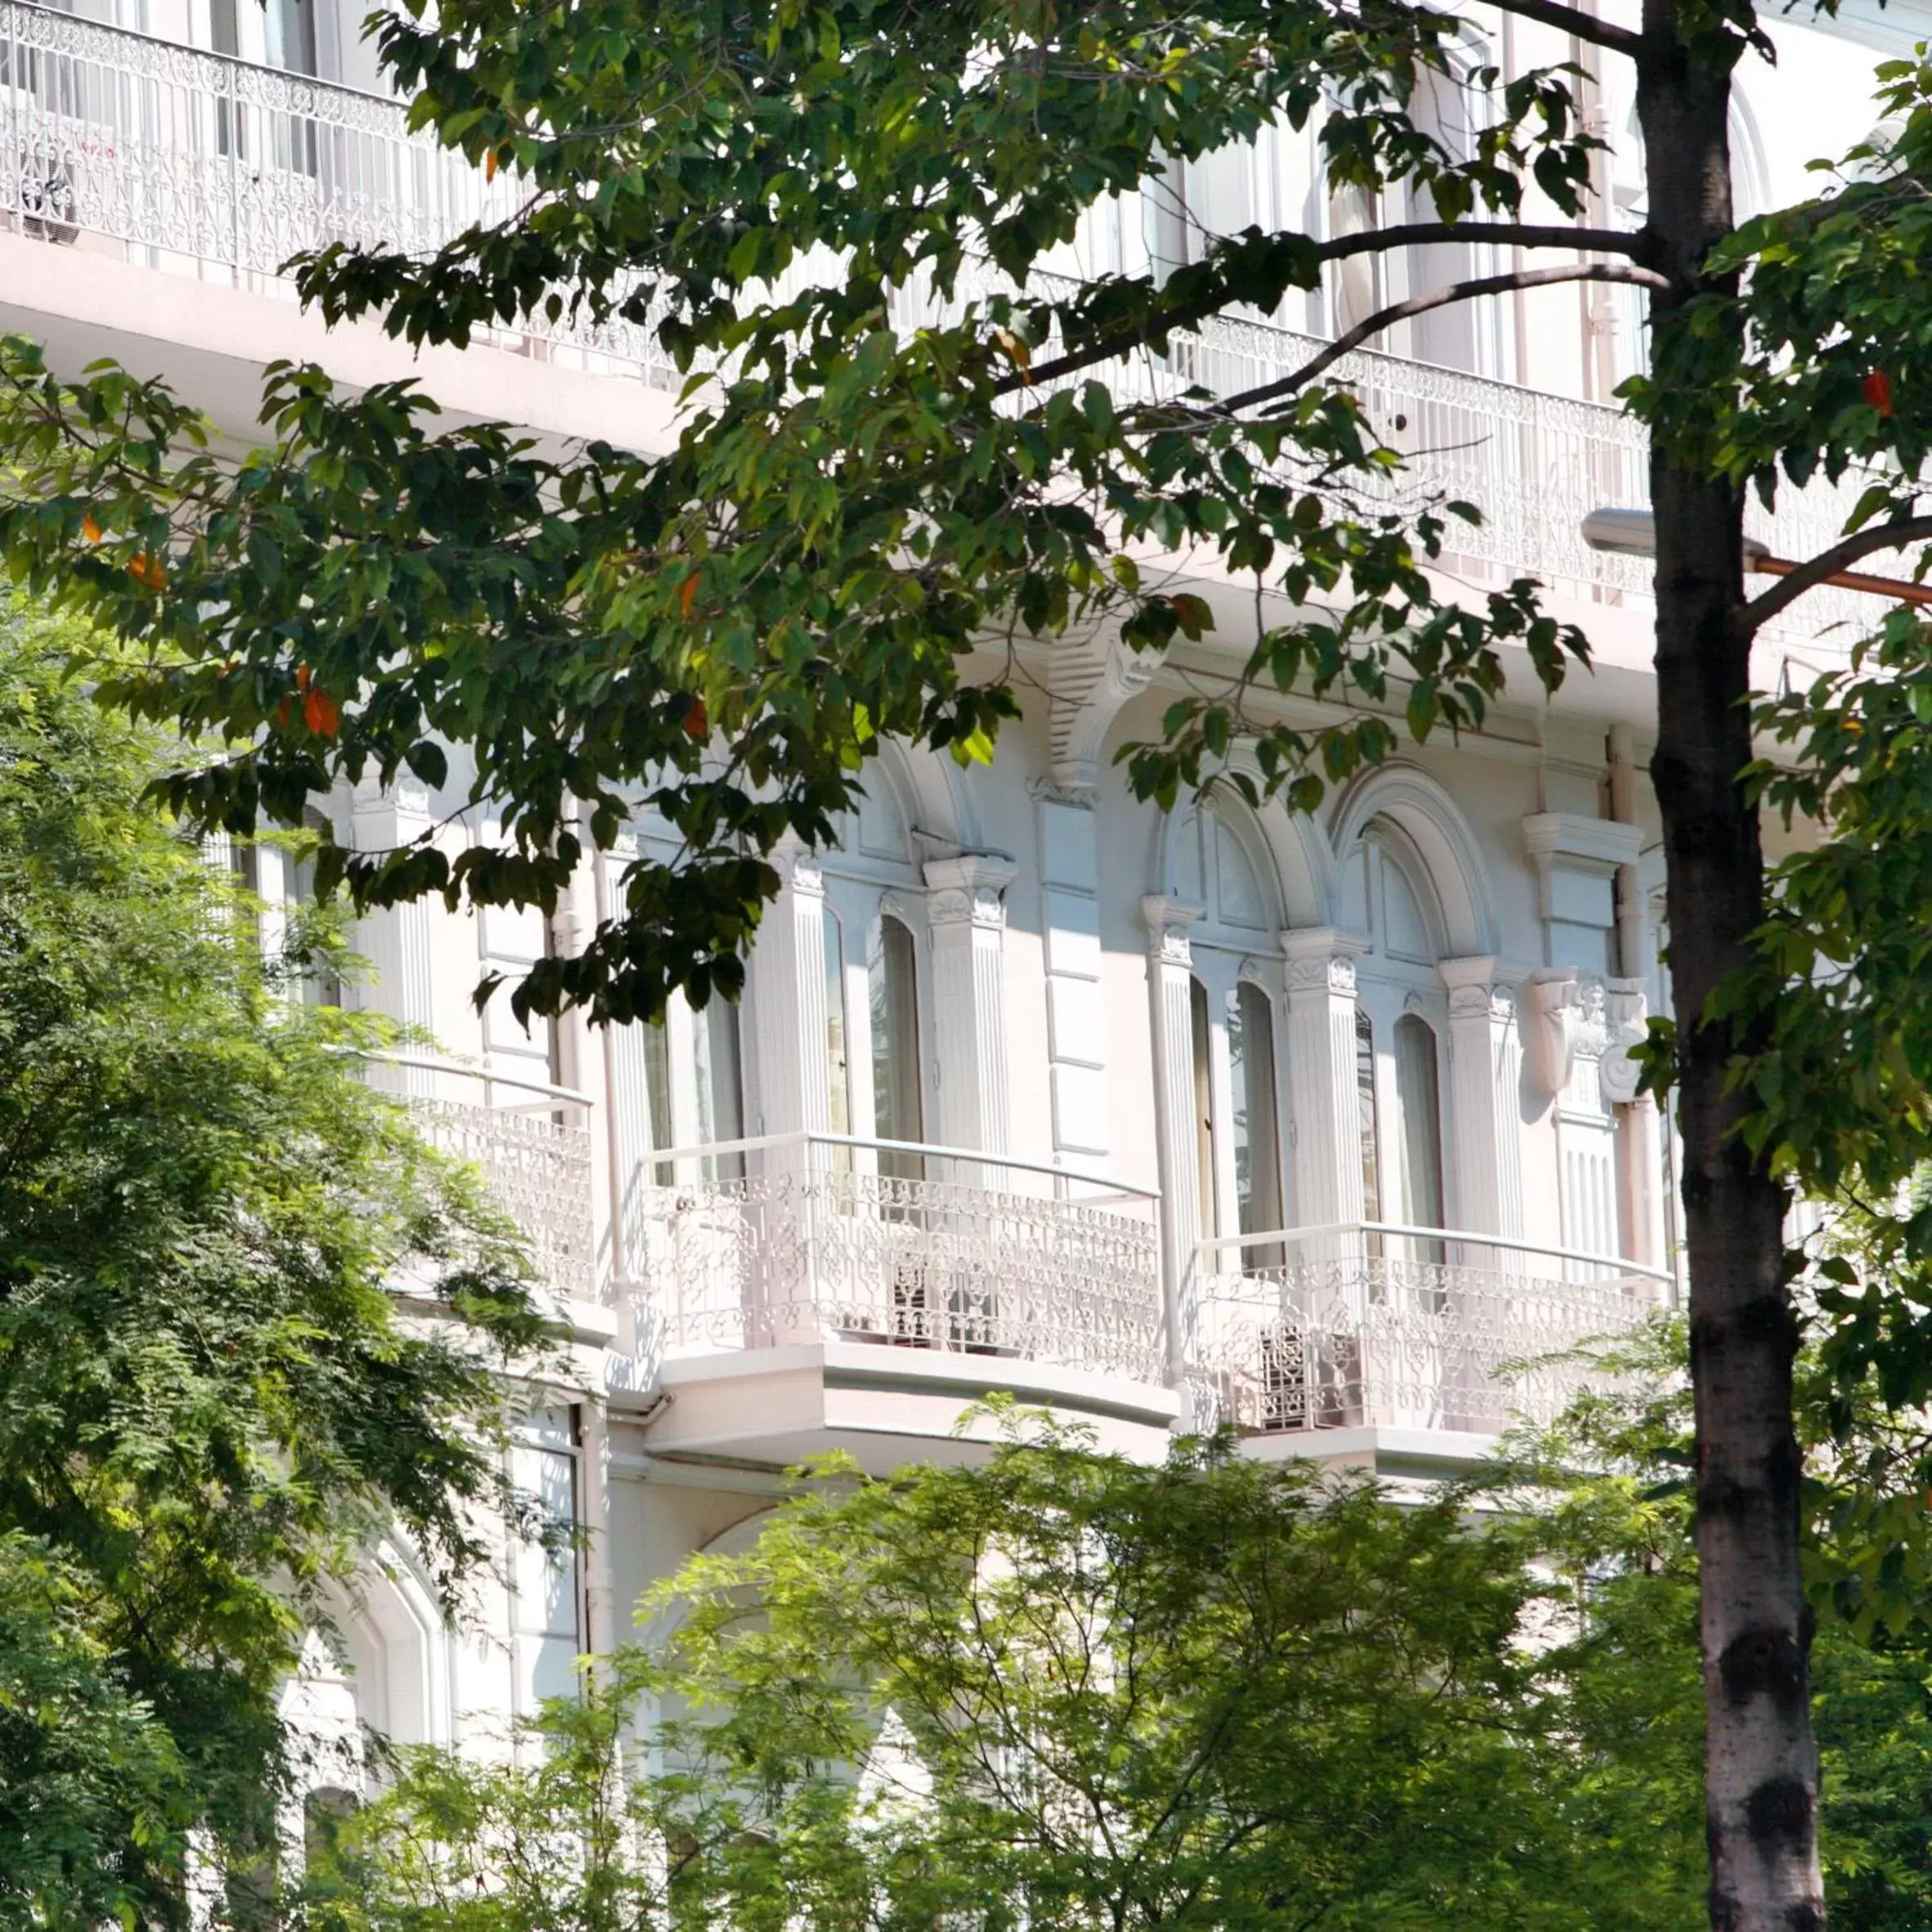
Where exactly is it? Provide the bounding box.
[1489,1322,1932,1932]
[0,602,547,1919]
[304,1416,1629,1932]
[303,1378,1932,1932]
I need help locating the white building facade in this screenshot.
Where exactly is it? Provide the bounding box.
[2,0,1916,1793]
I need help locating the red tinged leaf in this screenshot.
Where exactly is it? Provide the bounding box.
[1863,370,1894,416]
[303,685,339,738]
[81,513,101,543]
[125,554,164,591]
[679,571,700,618]
[682,696,709,740]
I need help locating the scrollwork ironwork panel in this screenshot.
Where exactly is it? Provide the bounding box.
[413,1098,595,1301]
[1195,1252,1651,1436]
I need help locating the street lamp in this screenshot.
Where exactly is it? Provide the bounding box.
[1581,505,1932,607]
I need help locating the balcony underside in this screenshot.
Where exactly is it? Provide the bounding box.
[632,1339,1181,1469]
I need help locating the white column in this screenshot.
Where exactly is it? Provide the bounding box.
[1142,896,1203,1377]
[349,777,438,1099]
[1437,956,1525,1241]
[747,839,831,1142]
[923,856,1016,1161]
[1281,928,1370,1248]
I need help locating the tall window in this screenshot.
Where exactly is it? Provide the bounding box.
[1229,982,1283,1252]
[642,1018,674,1184]
[824,910,851,1152]
[869,914,923,1180]
[1190,977,1217,1238]
[1393,1013,1445,1263]
[1355,1008,1382,1243]
[693,1000,744,1181]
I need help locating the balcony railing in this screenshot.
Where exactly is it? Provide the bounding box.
[621,1132,1166,1386]
[912,259,1894,645]
[1190,1221,1670,1437]
[0,0,667,375]
[363,1052,596,1302]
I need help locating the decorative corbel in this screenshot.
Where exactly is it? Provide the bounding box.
[1050,628,1164,793]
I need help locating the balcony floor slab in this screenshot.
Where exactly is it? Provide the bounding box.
[629,1341,1179,1468]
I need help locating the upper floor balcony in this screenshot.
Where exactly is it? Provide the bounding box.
[348,1033,1668,1462]
[613,1132,1178,1460]
[0,0,670,378]
[1189,1220,1671,1458]
[1,0,1889,649]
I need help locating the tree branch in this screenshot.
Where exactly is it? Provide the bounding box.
[1006,222,1653,393]
[1737,514,1932,636]
[1484,0,1644,56]
[1215,261,1670,416]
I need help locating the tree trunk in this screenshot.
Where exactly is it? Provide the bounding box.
[1634,7,1822,1930]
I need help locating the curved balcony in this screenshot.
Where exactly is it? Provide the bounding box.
[617,1133,1170,1458]
[1189,1221,1671,1453]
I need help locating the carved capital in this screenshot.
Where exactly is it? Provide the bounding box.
[1523,968,1617,1095]
[924,855,1016,931]
[1438,955,1519,1024]
[1140,894,1203,967]
[352,772,431,821]
[1280,926,1370,999]
[771,837,825,898]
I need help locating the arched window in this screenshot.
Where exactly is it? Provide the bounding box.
[869,914,923,1181]
[1394,1013,1445,1263]
[1229,981,1283,1243]
[1166,802,1292,1260]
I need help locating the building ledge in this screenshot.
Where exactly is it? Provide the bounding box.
[0,229,676,452]
[1237,1422,1512,1480]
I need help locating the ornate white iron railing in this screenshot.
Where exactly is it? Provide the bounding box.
[0,0,667,375]
[1189,1220,1669,1436]
[622,1131,1166,1386]
[359,1052,596,1301]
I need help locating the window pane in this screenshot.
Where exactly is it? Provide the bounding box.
[1190,977,1216,1239]
[1394,1014,1445,1234]
[1229,983,1283,1239]
[869,916,923,1180]
[694,999,744,1181]
[824,913,850,1139]
[1355,1009,1382,1228]
[642,1019,673,1185]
